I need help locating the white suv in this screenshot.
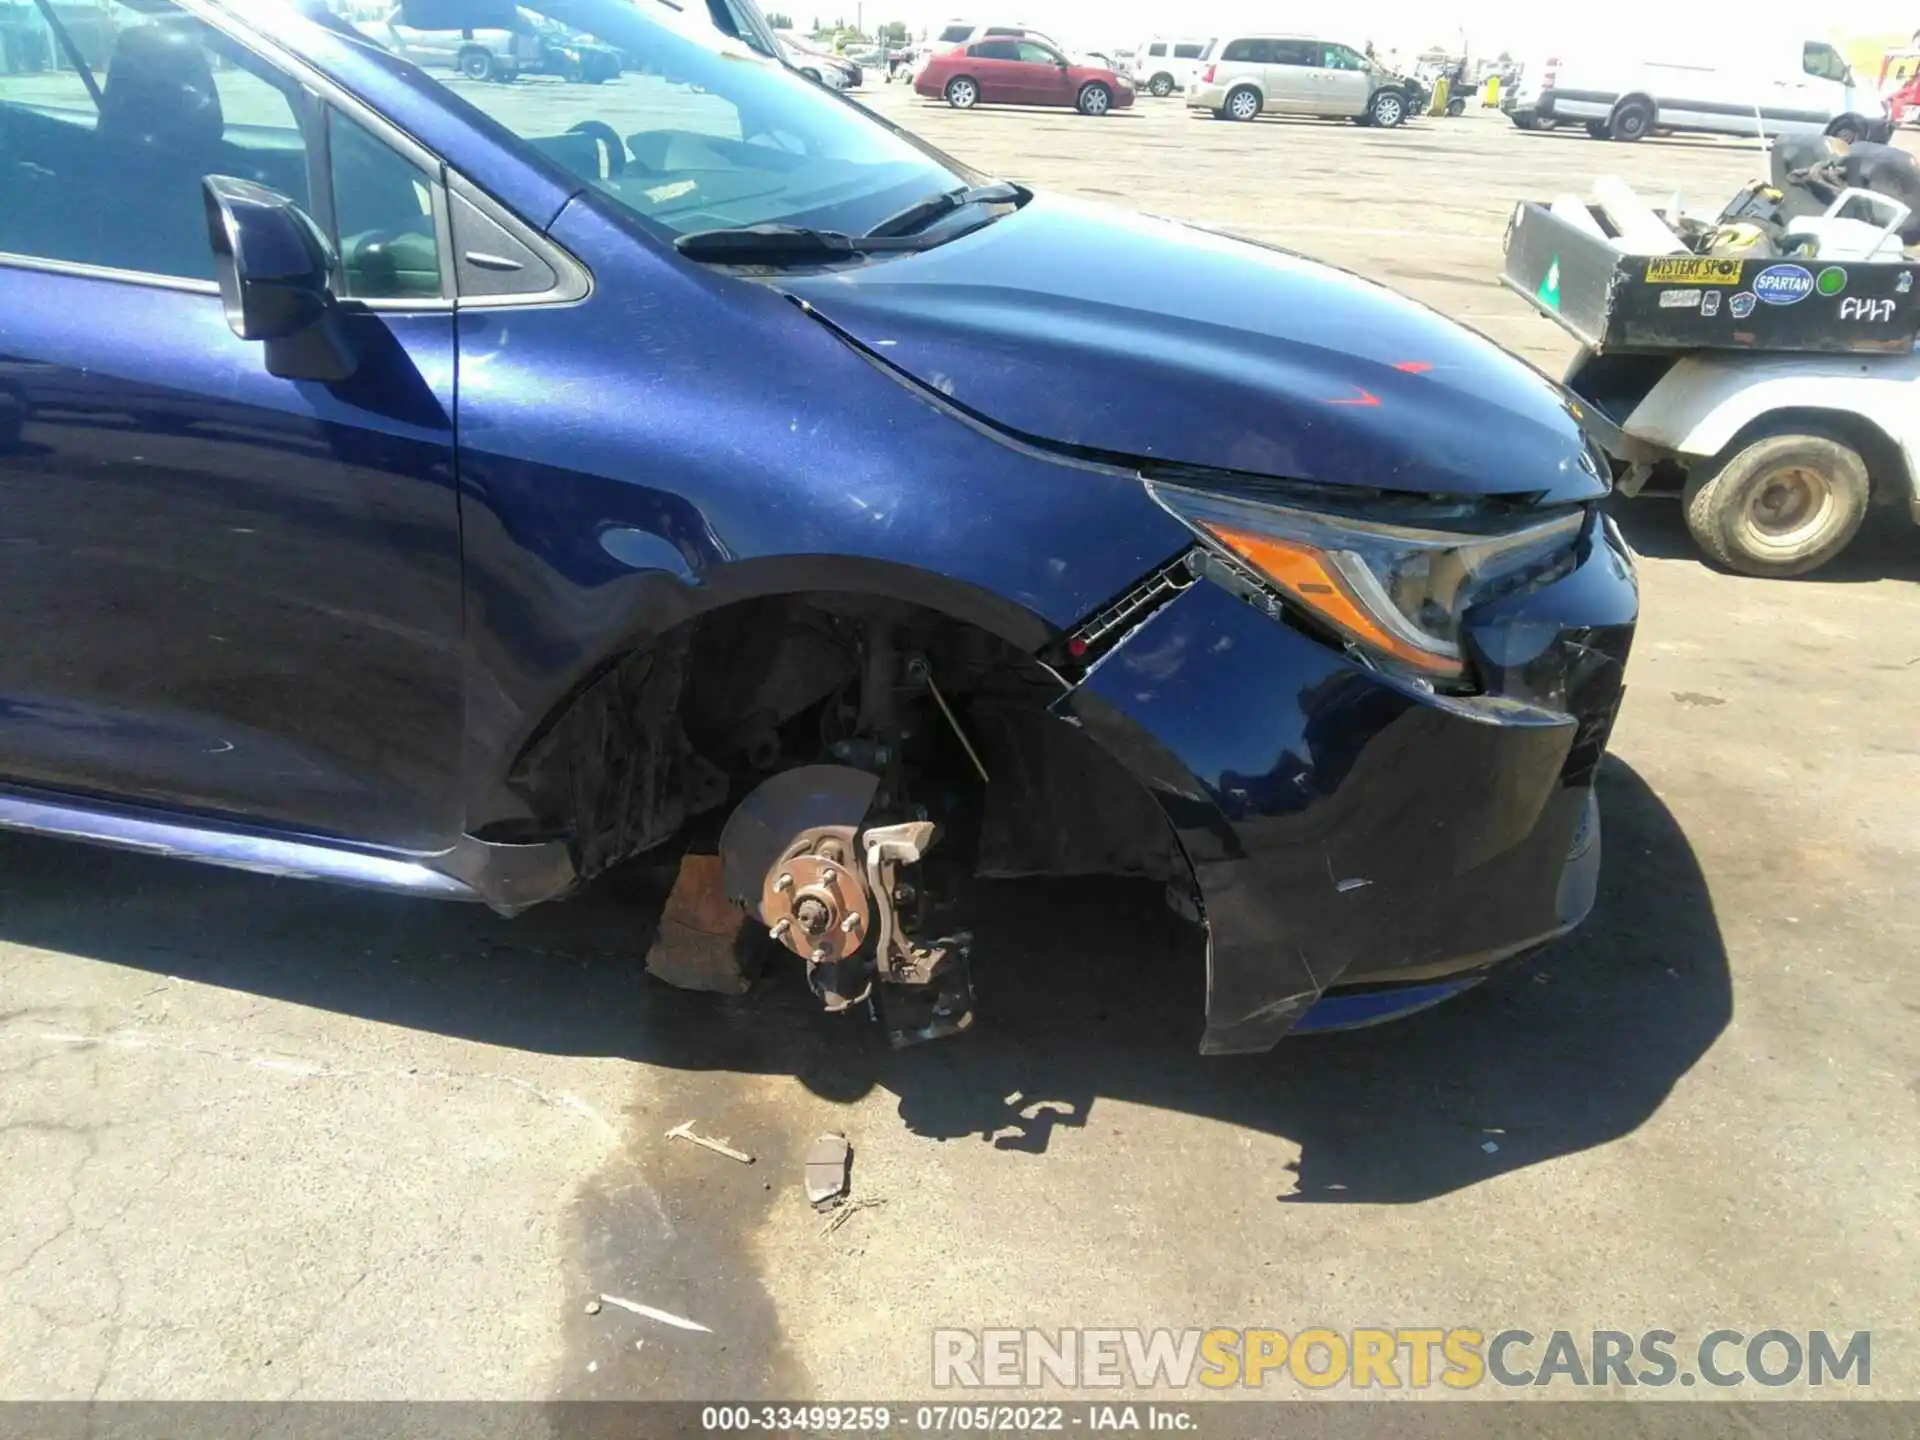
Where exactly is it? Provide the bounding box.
[1130,37,1213,97]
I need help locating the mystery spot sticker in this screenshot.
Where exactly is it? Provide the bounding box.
[1658,288,1703,308]
[1645,256,1743,284]
[1729,292,1757,319]
[1753,264,1814,306]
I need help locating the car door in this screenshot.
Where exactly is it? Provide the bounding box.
[1016,40,1073,105]
[1794,40,1853,130]
[0,0,468,849]
[1319,43,1373,116]
[1218,37,1271,100]
[1264,39,1320,112]
[965,38,1019,102]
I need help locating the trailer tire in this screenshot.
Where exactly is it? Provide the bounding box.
[1585,118,1612,139]
[1609,95,1654,141]
[1683,432,1871,578]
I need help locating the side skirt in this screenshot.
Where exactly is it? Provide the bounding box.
[0,785,576,915]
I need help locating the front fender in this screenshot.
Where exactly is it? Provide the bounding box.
[1623,353,1920,479]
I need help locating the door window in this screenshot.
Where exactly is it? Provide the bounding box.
[1221,39,1274,64]
[1147,42,1166,57]
[0,0,308,280]
[0,0,442,298]
[1269,40,1318,67]
[1802,42,1850,83]
[1323,44,1367,70]
[1015,41,1062,65]
[969,40,1018,60]
[1172,42,1205,60]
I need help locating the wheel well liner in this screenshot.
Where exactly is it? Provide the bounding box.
[485,580,1188,896]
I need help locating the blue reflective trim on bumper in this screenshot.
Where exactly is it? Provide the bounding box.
[1292,978,1486,1033]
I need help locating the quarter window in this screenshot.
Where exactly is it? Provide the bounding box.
[1172,42,1204,60]
[1147,42,1166,57]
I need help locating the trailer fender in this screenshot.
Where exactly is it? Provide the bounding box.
[1622,354,1920,511]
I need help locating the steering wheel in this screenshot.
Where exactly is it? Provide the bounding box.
[348,229,402,293]
[568,120,627,178]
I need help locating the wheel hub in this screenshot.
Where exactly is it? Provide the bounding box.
[1751,468,1826,538]
[762,835,871,967]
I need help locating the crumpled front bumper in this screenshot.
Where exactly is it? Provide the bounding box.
[1063,509,1637,1054]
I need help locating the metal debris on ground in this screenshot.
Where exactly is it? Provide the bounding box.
[666,1118,755,1164]
[805,1132,853,1209]
[598,1293,713,1334]
[822,1196,886,1237]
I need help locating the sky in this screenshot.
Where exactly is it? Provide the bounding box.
[810,0,1919,60]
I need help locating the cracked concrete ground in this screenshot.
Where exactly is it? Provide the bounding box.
[1,97,1916,1402]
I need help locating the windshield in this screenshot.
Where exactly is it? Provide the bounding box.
[332,0,972,240]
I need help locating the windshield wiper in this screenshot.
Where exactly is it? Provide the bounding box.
[675,218,992,264]
[864,182,1025,239]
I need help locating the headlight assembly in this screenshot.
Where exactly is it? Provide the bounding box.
[1149,481,1586,688]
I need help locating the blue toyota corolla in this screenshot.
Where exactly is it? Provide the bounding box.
[0,0,1635,1051]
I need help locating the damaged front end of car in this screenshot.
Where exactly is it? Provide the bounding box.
[1040,471,1637,1052]
[620,462,1636,1056]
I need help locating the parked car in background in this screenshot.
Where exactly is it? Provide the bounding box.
[915,36,1134,114]
[1502,39,1893,143]
[355,3,539,80]
[929,19,1066,53]
[1130,36,1211,96]
[1188,35,1421,127]
[532,24,621,83]
[777,33,854,88]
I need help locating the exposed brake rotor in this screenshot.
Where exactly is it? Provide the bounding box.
[718,763,973,1039]
[721,765,882,1010]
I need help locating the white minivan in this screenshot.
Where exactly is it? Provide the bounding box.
[1503,39,1892,143]
[1131,36,1214,97]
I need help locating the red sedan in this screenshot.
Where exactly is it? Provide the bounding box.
[915,38,1135,115]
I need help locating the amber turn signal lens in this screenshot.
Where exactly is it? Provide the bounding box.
[1202,523,1465,679]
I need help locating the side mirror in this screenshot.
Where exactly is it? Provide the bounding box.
[202,176,358,383]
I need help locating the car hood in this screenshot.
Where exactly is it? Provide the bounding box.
[780,196,1606,502]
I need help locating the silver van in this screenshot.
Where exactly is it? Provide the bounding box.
[1187,35,1418,127]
